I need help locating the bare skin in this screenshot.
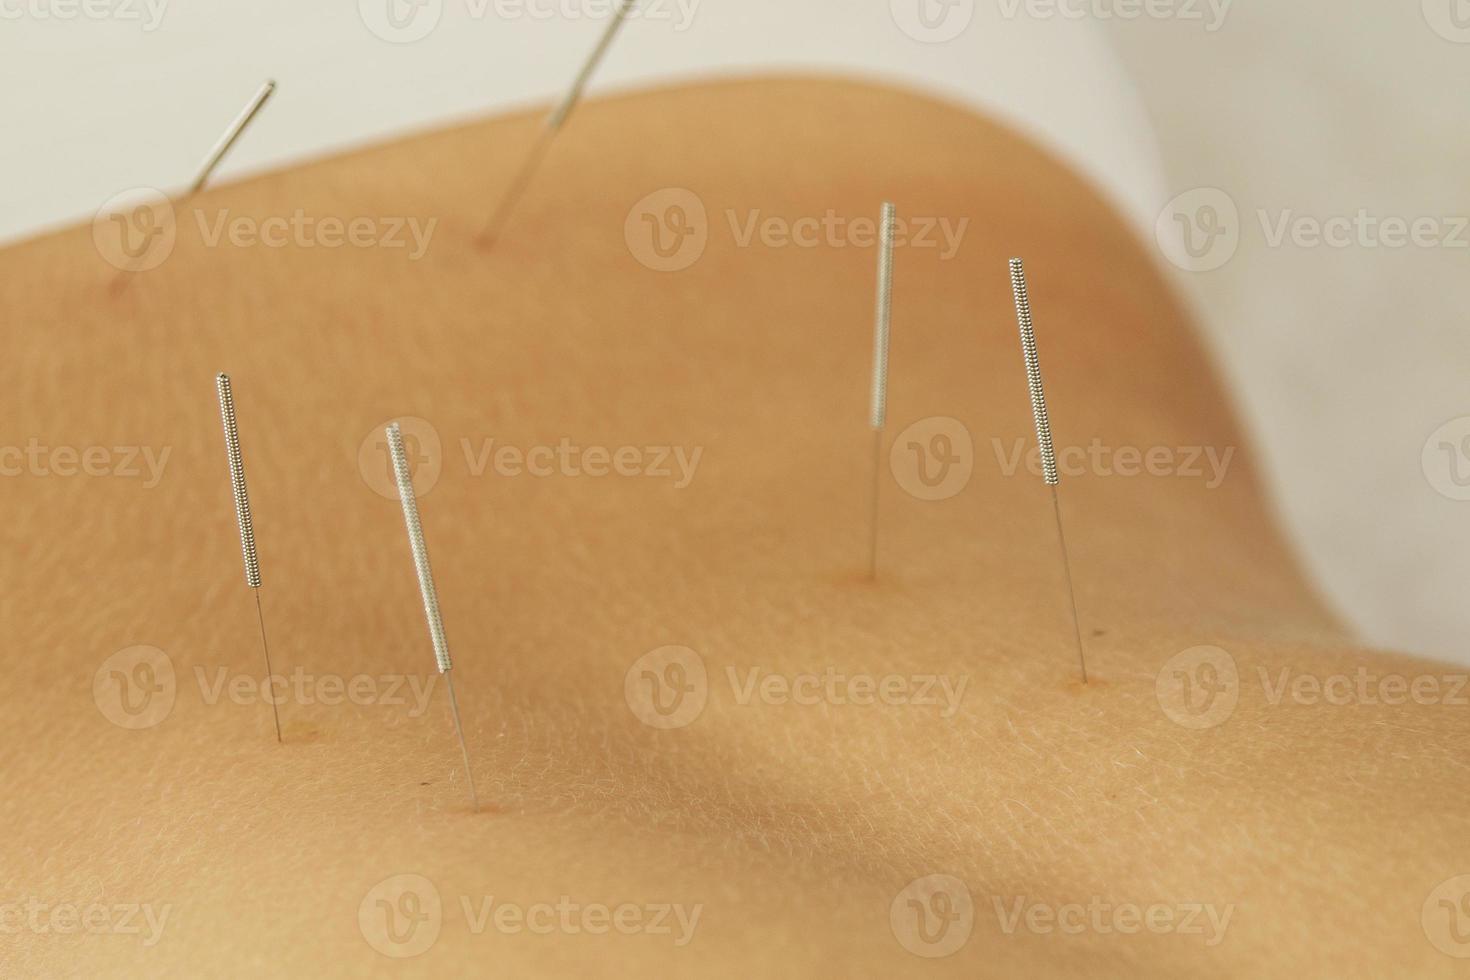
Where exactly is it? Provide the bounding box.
[0,77,1466,978]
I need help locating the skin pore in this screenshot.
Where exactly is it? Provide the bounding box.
[0,77,1466,977]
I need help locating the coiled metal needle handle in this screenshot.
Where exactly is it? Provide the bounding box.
[216,373,261,588]
[387,423,452,674]
[1009,258,1059,486]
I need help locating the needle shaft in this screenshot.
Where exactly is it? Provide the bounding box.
[477,1,635,248]
[113,82,276,292]
[1049,485,1088,684]
[476,127,554,250]
[545,0,635,132]
[253,588,284,741]
[868,427,883,580]
[444,672,480,811]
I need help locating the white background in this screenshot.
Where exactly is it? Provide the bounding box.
[2,0,1467,665]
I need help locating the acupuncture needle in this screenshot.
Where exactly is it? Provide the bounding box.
[186,80,277,197]
[385,422,480,812]
[113,81,276,289]
[476,0,636,249]
[215,373,284,741]
[867,202,896,580]
[1008,258,1089,683]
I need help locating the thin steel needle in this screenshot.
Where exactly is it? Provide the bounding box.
[386,423,480,812]
[476,0,636,249]
[114,81,277,290]
[186,80,277,198]
[216,373,284,741]
[1008,258,1089,683]
[475,127,555,250]
[867,202,896,579]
